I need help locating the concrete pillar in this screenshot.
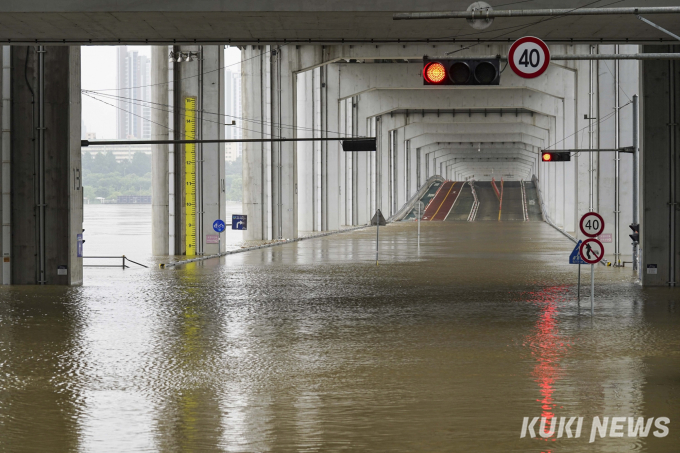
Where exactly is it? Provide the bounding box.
[340,98,351,225]
[175,45,198,255]
[354,97,370,225]
[617,45,639,258]
[9,46,82,285]
[242,45,271,241]
[199,46,226,254]
[641,45,680,287]
[297,68,314,232]
[324,63,341,231]
[271,46,297,239]
[151,46,169,256]
[171,45,225,254]
[1,47,10,284]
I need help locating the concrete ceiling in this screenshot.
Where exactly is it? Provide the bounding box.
[2,0,680,44]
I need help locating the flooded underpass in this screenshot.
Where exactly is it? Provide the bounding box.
[0,221,678,452]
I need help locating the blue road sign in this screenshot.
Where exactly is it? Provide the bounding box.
[213,219,226,233]
[569,240,587,264]
[232,215,247,231]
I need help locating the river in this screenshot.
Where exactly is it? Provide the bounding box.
[0,208,678,452]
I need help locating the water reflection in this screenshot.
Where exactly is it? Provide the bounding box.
[524,286,571,448]
[0,220,678,452]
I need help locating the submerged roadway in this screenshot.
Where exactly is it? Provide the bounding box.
[0,220,677,450]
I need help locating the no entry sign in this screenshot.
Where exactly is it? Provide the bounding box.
[579,212,605,237]
[508,37,551,79]
[580,238,604,264]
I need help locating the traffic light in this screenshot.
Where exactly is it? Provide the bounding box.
[423,58,501,86]
[629,223,639,244]
[541,151,571,162]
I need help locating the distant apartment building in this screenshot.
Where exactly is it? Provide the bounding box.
[117,47,151,140]
[83,144,152,162]
[225,67,242,156]
[225,143,239,162]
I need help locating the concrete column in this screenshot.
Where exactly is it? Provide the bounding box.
[271,46,297,239]
[297,68,314,232]
[175,45,199,255]
[617,45,639,258]
[242,45,271,241]
[200,46,226,254]
[1,46,10,284]
[10,46,82,285]
[151,46,169,256]
[171,45,226,254]
[324,63,341,231]
[598,47,618,248]
[354,97,370,225]
[641,45,680,287]
[339,99,348,225]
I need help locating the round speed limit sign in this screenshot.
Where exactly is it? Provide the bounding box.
[508,36,551,79]
[579,212,605,238]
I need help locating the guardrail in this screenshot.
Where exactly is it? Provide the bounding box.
[468,181,480,222]
[520,180,529,221]
[388,174,445,222]
[531,175,609,266]
[83,256,149,269]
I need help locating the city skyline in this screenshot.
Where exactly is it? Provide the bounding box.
[116,46,151,140]
[82,46,242,141]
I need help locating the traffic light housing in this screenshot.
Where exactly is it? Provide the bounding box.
[423,58,501,86]
[629,223,639,244]
[541,152,571,162]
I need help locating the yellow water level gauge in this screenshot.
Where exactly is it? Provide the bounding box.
[185,97,197,256]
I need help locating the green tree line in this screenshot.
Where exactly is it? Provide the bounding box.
[82,151,242,201]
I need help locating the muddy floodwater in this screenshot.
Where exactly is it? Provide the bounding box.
[0,206,678,452]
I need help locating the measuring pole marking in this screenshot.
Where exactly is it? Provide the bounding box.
[185,97,197,256]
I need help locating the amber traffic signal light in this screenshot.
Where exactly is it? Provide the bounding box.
[541,152,571,162]
[423,58,501,86]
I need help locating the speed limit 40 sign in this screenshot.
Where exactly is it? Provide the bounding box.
[508,36,551,79]
[580,212,605,238]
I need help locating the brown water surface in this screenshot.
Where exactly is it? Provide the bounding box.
[0,210,678,452]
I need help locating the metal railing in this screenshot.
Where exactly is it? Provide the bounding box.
[468,181,480,222]
[520,180,529,222]
[83,256,148,269]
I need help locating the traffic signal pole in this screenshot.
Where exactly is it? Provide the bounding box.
[632,95,640,276]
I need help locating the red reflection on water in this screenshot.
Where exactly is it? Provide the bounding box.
[524,286,572,447]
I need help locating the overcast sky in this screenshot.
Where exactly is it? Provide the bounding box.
[81,46,242,139]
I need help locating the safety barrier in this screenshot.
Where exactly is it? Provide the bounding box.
[468,181,480,222]
[83,256,148,269]
[532,174,609,267]
[520,180,529,221]
[388,175,445,222]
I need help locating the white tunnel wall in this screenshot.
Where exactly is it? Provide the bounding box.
[238,43,641,261]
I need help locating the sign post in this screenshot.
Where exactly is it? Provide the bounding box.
[371,209,387,266]
[579,212,605,316]
[508,36,551,79]
[213,219,226,254]
[569,240,587,302]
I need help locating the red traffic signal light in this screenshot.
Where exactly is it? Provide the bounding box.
[541,151,571,162]
[423,62,447,84]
